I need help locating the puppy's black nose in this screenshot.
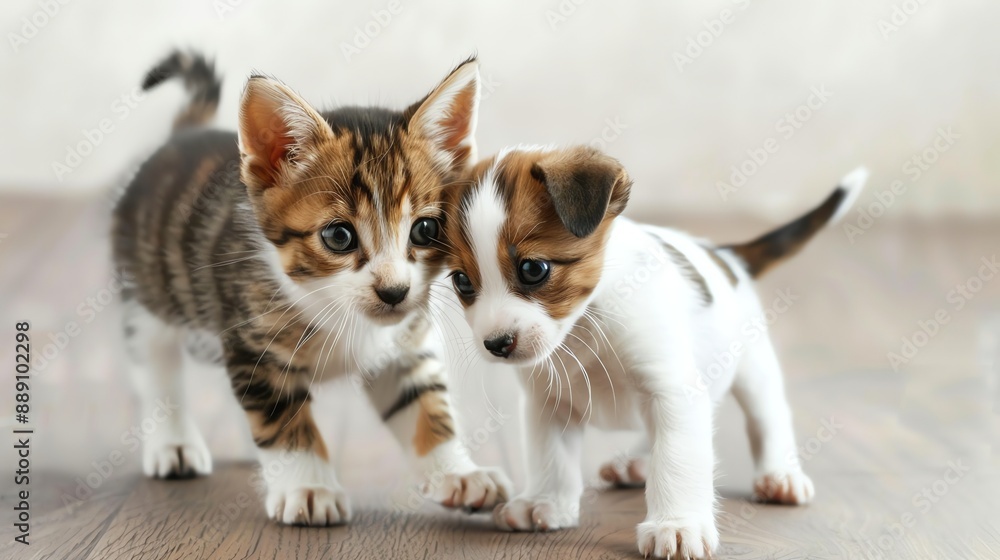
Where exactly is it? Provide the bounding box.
[376,285,409,306]
[484,334,517,358]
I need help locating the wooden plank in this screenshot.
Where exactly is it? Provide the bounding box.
[82,463,651,560]
[0,470,137,560]
[1,193,999,558]
[72,463,1000,559]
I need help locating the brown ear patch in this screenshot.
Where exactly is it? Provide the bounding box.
[529,146,630,238]
[443,147,631,321]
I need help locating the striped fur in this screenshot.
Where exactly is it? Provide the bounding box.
[142,50,222,131]
[113,52,509,525]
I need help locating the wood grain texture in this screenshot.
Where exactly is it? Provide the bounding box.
[0,196,998,559]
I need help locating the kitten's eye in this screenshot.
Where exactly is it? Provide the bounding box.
[518,259,551,286]
[409,218,439,247]
[320,222,358,252]
[452,272,476,297]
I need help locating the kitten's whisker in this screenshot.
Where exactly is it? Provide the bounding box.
[271,298,340,419]
[240,295,329,406]
[283,298,351,428]
[192,254,259,272]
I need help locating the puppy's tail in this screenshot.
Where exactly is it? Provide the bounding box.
[142,50,221,131]
[724,167,868,278]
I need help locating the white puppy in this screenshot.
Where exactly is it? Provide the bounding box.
[440,145,866,558]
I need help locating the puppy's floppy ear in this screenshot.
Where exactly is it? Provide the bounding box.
[407,56,480,175]
[238,76,335,191]
[531,146,632,238]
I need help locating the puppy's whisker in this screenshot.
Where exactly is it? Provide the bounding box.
[562,335,596,423]
[583,310,627,404]
[550,345,577,434]
[569,332,618,414]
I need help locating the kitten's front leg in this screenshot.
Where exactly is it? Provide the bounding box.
[493,380,584,532]
[637,376,719,559]
[364,352,511,511]
[226,341,349,526]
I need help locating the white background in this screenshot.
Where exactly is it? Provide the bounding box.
[1,0,997,220]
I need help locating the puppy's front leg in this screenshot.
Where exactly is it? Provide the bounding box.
[494,384,584,531]
[638,379,719,559]
[364,352,510,511]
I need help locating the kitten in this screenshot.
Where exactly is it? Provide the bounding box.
[441,145,866,558]
[112,51,508,526]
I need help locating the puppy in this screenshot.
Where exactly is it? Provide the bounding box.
[440,145,866,558]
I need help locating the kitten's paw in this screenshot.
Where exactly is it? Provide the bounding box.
[143,440,212,478]
[267,485,351,526]
[423,468,511,511]
[493,496,579,531]
[599,455,648,487]
[753,469,815,504]
[636,515,719,559]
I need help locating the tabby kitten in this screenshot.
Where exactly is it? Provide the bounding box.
[112,51,508,526]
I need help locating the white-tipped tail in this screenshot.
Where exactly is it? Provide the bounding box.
[726,166,871,278]
[831,166,869,223]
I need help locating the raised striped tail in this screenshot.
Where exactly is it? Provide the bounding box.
[143,50,221,131]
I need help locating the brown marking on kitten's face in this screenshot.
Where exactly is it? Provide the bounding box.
[237,59,480,324]
[442,146,632,364]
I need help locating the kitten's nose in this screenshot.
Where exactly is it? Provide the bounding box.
[375,285,409,306]
[484,333,517,358]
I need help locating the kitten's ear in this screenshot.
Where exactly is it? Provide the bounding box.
[407,57,480,175]
[530,146,632,238]
[238,76,334,190]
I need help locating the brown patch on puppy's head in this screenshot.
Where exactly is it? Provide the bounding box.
[443,146,631,363]
[528,147,629,238]
[236,59,480,324]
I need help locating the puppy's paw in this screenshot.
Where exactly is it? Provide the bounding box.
[636,515,719,559]
[599,455,648,487]
[753,469,814,505]
[423,468,511,512]
[267,485,350,526]
[493,496,579,531]
[143,441,212,479]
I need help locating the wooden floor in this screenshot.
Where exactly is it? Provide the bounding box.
[0,195,998,559]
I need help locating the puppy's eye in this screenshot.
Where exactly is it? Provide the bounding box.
[320,222,358,252]
[452,272,476,297]
[409,218,439,247]
[518,259,551,286]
